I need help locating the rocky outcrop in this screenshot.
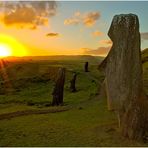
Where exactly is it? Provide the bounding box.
[99,14,148,140]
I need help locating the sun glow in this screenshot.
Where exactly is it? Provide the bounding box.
[0,34,27,57]
[0,44,12,57]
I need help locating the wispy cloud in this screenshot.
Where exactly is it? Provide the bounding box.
[0,1,57,29]
[92,30,103,37]
[46,33,59,37]
[64,11,101,27]
[83,12,100,27]
[82,46,111,56]
[99,39,112,46]
[64,18,80,25]
[141,32,148,40]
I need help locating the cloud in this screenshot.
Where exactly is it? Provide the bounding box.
[74,11,81,17]
[92,30,103,37]
[141,32,148,40]
[0,1,57,29]
[64,11,101,27]
[99,39,112,46]
[46,33,59,37]
[82,46,111,56]
[64,18,80,25]
[83,12,100,27]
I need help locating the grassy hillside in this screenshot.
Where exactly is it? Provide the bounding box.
[0,55,103,105]
[0,55,147,146]
[142,48,148,62]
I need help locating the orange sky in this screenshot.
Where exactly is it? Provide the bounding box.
[0,1,147,57]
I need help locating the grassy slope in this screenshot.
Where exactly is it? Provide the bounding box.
[0,56,102,105]
[0,55,147,146]
[0,98,145,147]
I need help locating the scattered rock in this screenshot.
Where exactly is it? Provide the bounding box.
[78,107,83,110]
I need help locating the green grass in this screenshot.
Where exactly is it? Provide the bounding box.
[0,98,146,147]
[0,55,147,146]
[142,48,148,60]
[0,55,103,105]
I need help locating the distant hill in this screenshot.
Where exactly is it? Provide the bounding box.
[142,48,148,63]
[142,48,148,96]
[3,55,104,62]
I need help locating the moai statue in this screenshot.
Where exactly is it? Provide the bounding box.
[52,68,65,106]
[84,62,89,72]
[99,14,148,140]
[70,73,77,92]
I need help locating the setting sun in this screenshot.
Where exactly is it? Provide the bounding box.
[0,44,12,57]
[0,34,27,57]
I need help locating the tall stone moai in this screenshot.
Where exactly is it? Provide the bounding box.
[52,68,65,106]
[84,62,89,72]
[70,73,77,92]
[99,14,148,140]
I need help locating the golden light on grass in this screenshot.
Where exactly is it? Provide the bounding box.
[0,34,27,57]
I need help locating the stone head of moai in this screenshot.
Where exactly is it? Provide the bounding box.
[108,14,140,45]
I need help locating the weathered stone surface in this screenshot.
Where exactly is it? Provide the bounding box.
[99,14,148,140]
[52,67,65,106]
